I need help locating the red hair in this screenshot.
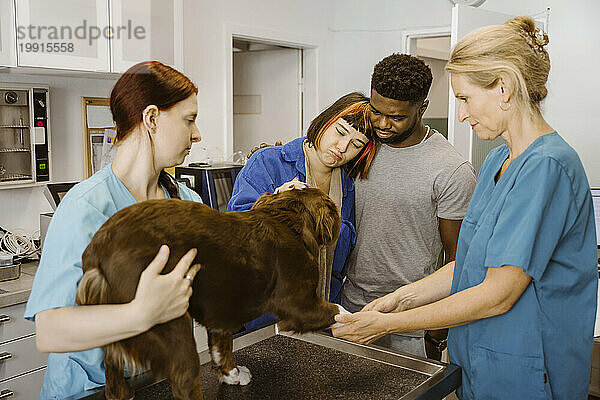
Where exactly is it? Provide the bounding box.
[109,61,198,198]
[306,93,375,180]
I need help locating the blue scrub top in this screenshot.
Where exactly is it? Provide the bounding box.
[24,164,202,400]
[448,133,598,400]
[227,137,357,330]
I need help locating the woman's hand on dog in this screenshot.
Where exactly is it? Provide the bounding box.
[274,177,310,194]
[132,245,201,330]
[361,285,424,313]
[360,290,407,313]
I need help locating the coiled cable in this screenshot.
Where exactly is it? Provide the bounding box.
[0,226,40,261]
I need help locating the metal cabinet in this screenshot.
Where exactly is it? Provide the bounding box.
[0,0,17,67]
[0,368,45,399]
[0,303,47,399]
[0,303,35,344]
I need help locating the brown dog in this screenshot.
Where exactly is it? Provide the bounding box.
[76,188,341,400]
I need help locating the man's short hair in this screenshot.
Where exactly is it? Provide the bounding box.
[371,54,433,103]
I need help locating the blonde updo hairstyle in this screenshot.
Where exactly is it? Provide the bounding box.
[445,16,550,117]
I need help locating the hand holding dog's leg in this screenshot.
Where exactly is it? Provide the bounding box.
[131,245,201,329]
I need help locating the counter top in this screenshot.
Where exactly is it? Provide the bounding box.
[71,327,461,400]
[0,261,38,308]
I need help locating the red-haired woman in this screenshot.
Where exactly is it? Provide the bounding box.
[228,92,375,332]
[25,61,203,399]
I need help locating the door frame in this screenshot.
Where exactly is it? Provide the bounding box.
[402,26,453,144]
[224,23,318,157]
[401,26,451,56]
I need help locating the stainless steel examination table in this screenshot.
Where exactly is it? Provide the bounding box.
[71,325,461,400]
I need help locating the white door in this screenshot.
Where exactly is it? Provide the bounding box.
[15,0,110,71]
[0,0,17,67]
[233,48,301,156]
[448,5,513,172]
[110,0,183,73]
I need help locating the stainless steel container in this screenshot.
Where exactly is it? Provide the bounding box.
[0,262,21,282]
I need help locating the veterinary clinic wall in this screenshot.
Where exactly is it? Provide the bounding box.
[331,0,600,186]
[181,0,337,166]
[0,73,117,234]
[0,0,337,234]
[3,0,600,230]
[481,0,600,187]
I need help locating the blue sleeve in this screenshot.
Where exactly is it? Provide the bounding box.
[24,198,108,321]
[484,157,573,280]
[227,151,281,212]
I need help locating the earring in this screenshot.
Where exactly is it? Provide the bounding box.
[500,101,511,111]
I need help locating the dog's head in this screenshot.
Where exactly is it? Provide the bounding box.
[252,188,341,248]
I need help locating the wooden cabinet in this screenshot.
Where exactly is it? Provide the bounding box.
[110,0,183,73]
[0,303,48,399]
[15,0,111,72]
[0,0,17,67]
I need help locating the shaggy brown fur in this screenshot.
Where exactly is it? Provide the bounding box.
[76,188,341,400]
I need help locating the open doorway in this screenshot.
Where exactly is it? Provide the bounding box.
[403,28,452,139]
[404,26,504,173]
[415,36,451,139]
[232,38,303,157]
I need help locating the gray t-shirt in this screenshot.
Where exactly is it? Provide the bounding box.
[341,131,476,314]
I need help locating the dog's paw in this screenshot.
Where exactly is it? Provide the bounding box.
[330,304,351,329]
[336,304,351,315]
[237,365,252,385]
[221,366,252,385]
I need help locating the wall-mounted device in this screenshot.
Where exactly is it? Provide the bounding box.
[0,84,52,187]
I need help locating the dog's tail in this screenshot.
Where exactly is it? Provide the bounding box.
[76,253,109,306]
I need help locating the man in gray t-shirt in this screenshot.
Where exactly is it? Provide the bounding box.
[340,54,476,358]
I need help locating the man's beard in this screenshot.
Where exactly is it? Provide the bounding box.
[375,117,418,145]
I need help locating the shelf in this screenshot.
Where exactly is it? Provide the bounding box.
[0,181,49,190]
[0,126,30,129]
[0,148,30,153]
[0,173,32,182]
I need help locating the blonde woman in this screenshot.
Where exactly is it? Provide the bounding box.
[333,17,597,400]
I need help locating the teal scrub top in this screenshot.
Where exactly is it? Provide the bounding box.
[448,133,598,400]
[24,164,202,400]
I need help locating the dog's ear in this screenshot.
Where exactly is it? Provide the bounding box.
[301,224,320,258]
[299,189,340,246]
[313,201,340,246]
